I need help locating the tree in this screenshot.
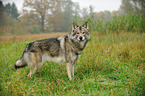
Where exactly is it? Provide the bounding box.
[61,0,74,31]
[0,1,14,26]
[20,9,40,26]
[73,2,81,23]
[0,0,4,11]
[102,10,112,21]
[0,1,4,26]
[5,2,19,19]
[132,0,145,16]
[22,0,82,32]
[5,3,11,17]
[120,0,134,14]
[119,0,145,16]
[23,0,56,32]
[81,7,89,20]
[48,0,82,32]
[11,2,19,19]
[48,0,63,31]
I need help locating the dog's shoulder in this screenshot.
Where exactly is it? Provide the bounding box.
[57,35,68,41]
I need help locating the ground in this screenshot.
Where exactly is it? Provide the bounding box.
[0,32,145,95]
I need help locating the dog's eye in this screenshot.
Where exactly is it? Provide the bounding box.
[82,32,85,34]
[77,32,79,35]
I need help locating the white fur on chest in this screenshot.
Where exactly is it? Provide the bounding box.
[69,52,79,62]
[42,54,65,63]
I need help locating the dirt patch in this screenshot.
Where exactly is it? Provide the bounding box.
[0,33,67,43]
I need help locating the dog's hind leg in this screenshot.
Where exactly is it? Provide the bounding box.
[28,65,37,77]
[28,61,43,77]
[27,52,42,77]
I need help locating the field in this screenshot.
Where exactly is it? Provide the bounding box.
[0,32,145,95]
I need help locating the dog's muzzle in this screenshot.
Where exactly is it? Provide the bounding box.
[78,36,85,41]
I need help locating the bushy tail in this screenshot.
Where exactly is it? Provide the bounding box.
[15,59,27,69]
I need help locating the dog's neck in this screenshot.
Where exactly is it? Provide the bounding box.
[68,37,86,53]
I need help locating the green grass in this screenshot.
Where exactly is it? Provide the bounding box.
[0,32,145,95]
[89,13,145,34]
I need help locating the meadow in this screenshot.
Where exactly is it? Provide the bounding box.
[0,32,145,95]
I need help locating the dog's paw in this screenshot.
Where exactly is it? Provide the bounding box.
[27,74,32,79]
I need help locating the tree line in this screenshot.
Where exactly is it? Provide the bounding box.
[20,0,94,32]
[0,1,19,25]
[0,0,144,35]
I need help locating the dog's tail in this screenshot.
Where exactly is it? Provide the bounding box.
[15,51,27,69]
[15,58,27,69]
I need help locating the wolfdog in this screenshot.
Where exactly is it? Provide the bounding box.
[15,22,90,80]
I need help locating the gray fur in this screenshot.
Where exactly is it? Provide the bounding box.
[15,22,90,80]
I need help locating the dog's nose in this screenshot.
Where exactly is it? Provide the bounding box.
[79,36,83,40]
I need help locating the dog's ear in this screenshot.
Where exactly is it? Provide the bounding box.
[82,22,89,30]
[72,22,78,31]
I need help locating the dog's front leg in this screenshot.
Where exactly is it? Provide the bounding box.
[66,62,72,80]
[72,63,75,77]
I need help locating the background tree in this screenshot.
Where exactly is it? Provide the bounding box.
[5,2,19,20]
[0,1,4,26]
[11,2,19,19]
[48,0,63,32]
[23,0,56,32]
[119,0,145,17]
[132,0,145,17]
[5,3,11,16]
[72,2,81,24]
[120,0,133,14]
[48,0,78,32]
[81,7,89,20]
[102,10,112,21]
[61,0,73,31]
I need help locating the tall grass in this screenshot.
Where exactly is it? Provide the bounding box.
[0,32,145,95]
[89,13,145,34]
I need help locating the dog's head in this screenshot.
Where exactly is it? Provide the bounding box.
[69,22,90,42]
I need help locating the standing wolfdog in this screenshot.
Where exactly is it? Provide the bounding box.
[15,22,90,80]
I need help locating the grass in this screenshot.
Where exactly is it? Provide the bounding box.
[0,32,145,95]
[89,13,145,34]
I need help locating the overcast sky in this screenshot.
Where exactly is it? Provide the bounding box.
[2,0,122,12]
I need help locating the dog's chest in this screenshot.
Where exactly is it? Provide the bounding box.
[42,54,65,63]
[69,51,80,62]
